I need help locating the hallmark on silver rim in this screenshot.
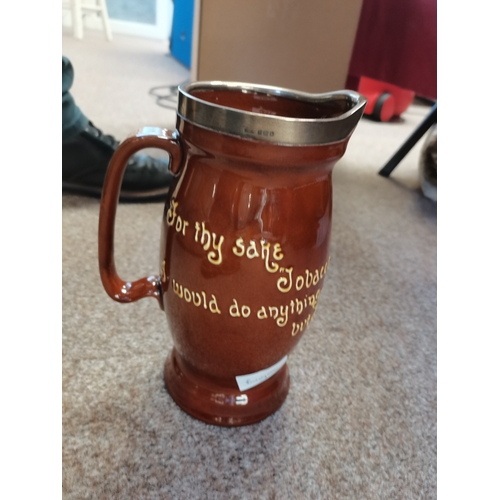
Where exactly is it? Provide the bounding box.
[177,81,367,146]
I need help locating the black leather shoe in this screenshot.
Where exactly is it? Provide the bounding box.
[62,122,174,202]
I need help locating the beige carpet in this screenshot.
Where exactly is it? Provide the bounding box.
[62,31,436,499]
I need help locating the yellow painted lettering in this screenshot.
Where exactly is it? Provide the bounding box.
[200,222,211,251]
[276,305,289,327]
[229,299,241,317]
[209,295,221,314]
[241,305,251,318]
[314,289,321,309]
[207,234,224,265]
[305,270,314,288]
[193,292,202,307]
[161,260,167,282]
[305,314,311,328]
[277,267,293,293]
[166,199,178,226]
[257,306,268,319]
[246,240,259,259]
[232,237,245,257]
[173,279,183,298]
[295,298,303,315]
[313,269,319,285]
[273,243,284,261]
[260,240,279,273]
[308,294,317,309]
[296,275,304,291]
[268,306,279,319]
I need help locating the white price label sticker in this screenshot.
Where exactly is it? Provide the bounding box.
[235,356,288,392]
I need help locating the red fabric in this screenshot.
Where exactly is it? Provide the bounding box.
[348,0,437,100]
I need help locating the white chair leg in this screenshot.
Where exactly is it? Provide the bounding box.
[72,0,84,39]
[98,0,113,41]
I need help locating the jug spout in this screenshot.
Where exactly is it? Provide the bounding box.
[178,82,367,146]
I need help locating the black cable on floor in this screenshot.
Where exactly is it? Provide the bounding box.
[148,80,189,109]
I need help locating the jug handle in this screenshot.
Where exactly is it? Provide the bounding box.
[98,127,183,308]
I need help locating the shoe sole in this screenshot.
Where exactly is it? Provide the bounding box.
[62,181,170,203]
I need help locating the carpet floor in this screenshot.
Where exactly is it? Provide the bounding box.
[62,30,436,499]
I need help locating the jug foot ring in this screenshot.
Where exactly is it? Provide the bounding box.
[164,348,290,427]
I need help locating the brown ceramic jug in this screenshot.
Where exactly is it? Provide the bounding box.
[98,82,366,426]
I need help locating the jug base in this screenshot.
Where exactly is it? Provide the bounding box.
[164,348,290,426]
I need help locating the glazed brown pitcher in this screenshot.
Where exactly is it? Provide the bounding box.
[98,81,366,426]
